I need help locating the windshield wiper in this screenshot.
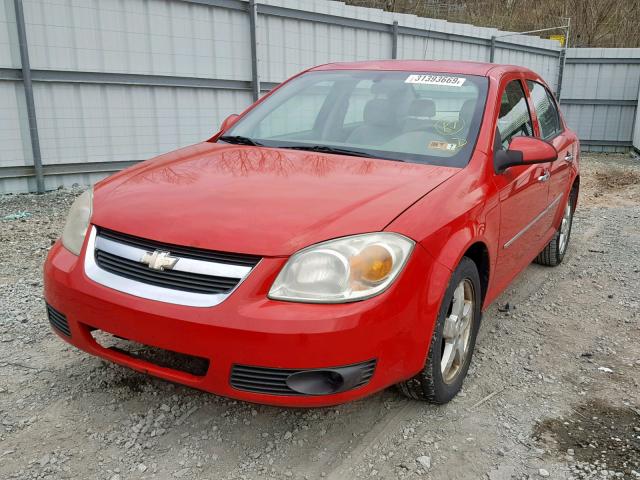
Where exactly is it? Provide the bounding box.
[278,144,401,160]
[218,135,264,146]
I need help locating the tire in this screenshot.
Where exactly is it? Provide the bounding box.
[398,257,482,404]
[534,189,577,267]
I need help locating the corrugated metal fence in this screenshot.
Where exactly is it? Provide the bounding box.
[0,0,638,194]
[561,48,640,153]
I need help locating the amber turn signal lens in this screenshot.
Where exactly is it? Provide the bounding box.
[350,244,393,284]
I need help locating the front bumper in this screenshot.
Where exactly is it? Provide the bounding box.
[43,236,447,407]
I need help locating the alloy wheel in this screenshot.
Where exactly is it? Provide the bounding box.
[558,201,573,255]
[441,279,475,384]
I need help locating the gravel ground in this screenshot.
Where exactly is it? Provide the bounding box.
[0,153,639,480]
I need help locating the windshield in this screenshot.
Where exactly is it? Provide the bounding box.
[221,70,488,167]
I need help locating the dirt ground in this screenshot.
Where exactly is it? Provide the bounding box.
[0,153,639,480]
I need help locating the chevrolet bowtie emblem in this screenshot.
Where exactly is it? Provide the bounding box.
[141,250,178,271]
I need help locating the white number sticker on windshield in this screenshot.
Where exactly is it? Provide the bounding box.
[404,74,466,87]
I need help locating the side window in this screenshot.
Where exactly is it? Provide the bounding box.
[527,80,561,139]
[497,80,534,149]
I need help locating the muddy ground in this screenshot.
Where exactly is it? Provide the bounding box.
[0,153,639,479]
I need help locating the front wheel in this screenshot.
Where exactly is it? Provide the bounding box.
[398,257,481,403]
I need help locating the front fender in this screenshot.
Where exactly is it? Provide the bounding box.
[385,159,500,310]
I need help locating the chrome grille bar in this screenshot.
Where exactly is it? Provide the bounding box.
[84,226,257,307]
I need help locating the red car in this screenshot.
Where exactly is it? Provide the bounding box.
[44,61,579,406]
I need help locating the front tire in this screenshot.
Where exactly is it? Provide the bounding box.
[535,190,576,266]
[398,257,481,403]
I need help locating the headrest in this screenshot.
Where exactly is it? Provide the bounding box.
[407,99,436,119]
[371,80,399,95]
[363,99,396,127]
[459,99,476,123]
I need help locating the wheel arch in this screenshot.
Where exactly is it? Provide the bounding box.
[571,174,580,207]
[461,241,490,306]
[424,227,494,310]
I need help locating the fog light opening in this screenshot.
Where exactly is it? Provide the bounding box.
[286,370,346,395]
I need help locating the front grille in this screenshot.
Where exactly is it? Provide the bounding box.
[92,227,261,297]
[230,360,377,396]
[97,227,260,267]
[46,304,71,337]
[95,249,239,294]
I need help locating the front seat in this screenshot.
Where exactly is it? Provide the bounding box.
[346,98,399,146]
[458,98,476,126]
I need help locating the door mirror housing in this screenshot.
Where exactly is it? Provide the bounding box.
[495,136,557,173]
[219,114,240,133]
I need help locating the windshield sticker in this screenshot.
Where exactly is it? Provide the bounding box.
[434,118,466,136]
[428,141,458,152]
[405,74,466,87]
[428,138,468,152]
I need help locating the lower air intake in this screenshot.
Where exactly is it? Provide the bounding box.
[46,304,71,337]
[92,331,210,377]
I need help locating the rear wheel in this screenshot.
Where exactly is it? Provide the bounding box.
[535,190,576,266]
[398,257,481,403]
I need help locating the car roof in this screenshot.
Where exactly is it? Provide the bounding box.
[310,60,536,78]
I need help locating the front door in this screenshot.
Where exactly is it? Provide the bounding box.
[492,78,551,291]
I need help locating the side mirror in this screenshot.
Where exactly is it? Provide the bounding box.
[219,114,240,133]
[495,136,557,173]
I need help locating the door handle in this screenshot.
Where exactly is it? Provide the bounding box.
[564,151,573,162]
[538,170,550,182]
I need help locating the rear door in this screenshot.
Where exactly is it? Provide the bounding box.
[525,80,575,217]
[492,77,551,289]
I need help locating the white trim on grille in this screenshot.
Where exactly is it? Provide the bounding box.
[84,226,254,307]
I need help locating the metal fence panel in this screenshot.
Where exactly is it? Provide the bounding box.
[1,0,638,194]
[0,80,31,167]
[32,82,251,166]
[0,0,18,68]
[562,48,640,151]
[258,15,393,82]
[23,0,252,79]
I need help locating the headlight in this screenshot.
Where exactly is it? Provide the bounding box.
[61,188,93,255]
[268,233,415,303]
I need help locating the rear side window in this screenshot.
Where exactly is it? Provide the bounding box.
[497,80,533,149]
[527,80,561,139]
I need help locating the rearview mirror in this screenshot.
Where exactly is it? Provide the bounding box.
[219,114,240,133]
[495,136,557,173]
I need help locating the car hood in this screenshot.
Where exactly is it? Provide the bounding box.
[92,143,459,256]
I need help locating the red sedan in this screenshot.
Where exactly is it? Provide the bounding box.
[44,61,579,406]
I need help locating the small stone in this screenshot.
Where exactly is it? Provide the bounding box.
[174,468,190,478]
[138,464,147,473]
[539,468,550,477]
[39,454,50,467]
[284,431,292,440]
[416,456,431,469]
